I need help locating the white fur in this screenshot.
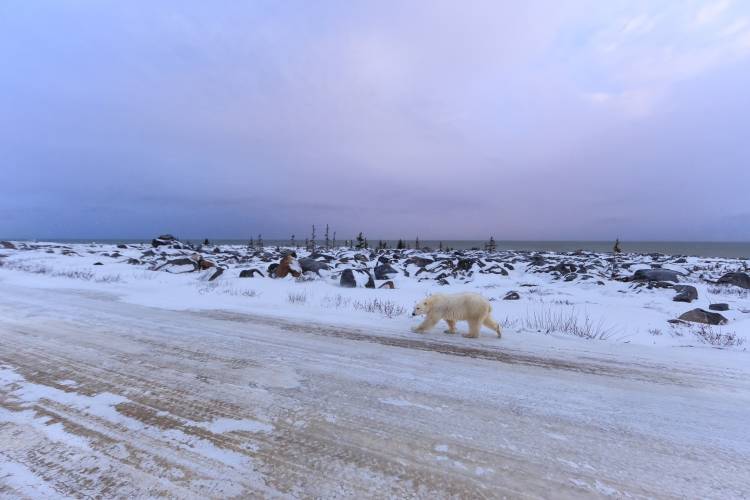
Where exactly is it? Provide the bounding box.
[411,293,502,338]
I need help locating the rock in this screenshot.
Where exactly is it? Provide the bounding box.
[274,254,302,278]
[340,269,356,288]
[239,269,264,278]
[361,270,376,289]
[647,281,676,289]
[672,285,698,303]
[632,269,681,282]
[716,272,750,289]
[483,266,508,276]
[374,263,398,280]
[678,308,728,325]
[0,241,15,249]
[456,258,475,272]
[503,291,520,300]
[126,258,141,265]
[550,262,577,274]
[563,272,577,282]
[437,278,450,286]
[298,258,330,275]
[378,280,395,289]
[154,258,198,273]
[529,255,546,266]
[152,234,178,247]
[93,262,103,266]
[709,303,729,311]
[198,259,216,270]
[117,244,128,249]
[208,267,224,281]
[407,257,434,268]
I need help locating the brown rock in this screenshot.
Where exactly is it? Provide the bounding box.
[199,259,216,270]
[378,280,395,289]
[274,254,302,278]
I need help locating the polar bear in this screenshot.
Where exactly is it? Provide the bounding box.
[411,293,502,338]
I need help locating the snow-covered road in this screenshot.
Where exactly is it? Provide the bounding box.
[1,284,749,498]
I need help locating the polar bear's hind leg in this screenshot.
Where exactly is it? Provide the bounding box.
[483,316,502,338]
[463,319,481,338]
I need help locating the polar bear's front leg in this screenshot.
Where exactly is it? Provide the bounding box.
[443,319,457,334]
[412,313,440,333]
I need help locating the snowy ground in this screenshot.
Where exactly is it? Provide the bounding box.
[1,240,748,348]
[1,242,749,497]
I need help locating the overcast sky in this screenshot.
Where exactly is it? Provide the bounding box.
[2,0,749,241]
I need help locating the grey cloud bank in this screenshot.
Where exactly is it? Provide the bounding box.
[1,1,749,240]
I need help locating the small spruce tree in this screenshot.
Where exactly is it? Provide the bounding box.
[355,232,366,249]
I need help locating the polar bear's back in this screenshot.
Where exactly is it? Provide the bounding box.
[429,292,491,321]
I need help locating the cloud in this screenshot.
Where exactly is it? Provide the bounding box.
[0,1,749,240]
[695,0,731,25]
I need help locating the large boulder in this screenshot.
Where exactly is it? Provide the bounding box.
[632,269,681,282]
[549,262,577,274]
[208,267,224,281]
[716,272,750,289]
[274,254,302,278]
[1,241,17,249]
[406,257,434,268]
[298,258,330,275]
[364,271,376,289]
[340,269,356,288]
[239,269,264,278]
[456,258,475,272]
[152,234,178,247]
[374,263,398,280]
[709,303,729,311]
[198,259,216,270]
[154,258,198,273]
[678,308,728,325]
[672,285,698,303]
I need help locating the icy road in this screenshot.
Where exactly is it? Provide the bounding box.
[1,284,749,499]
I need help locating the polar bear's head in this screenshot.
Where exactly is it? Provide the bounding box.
[412,296,433,316]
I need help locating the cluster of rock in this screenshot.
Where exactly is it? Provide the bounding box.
[3,236,748,328]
